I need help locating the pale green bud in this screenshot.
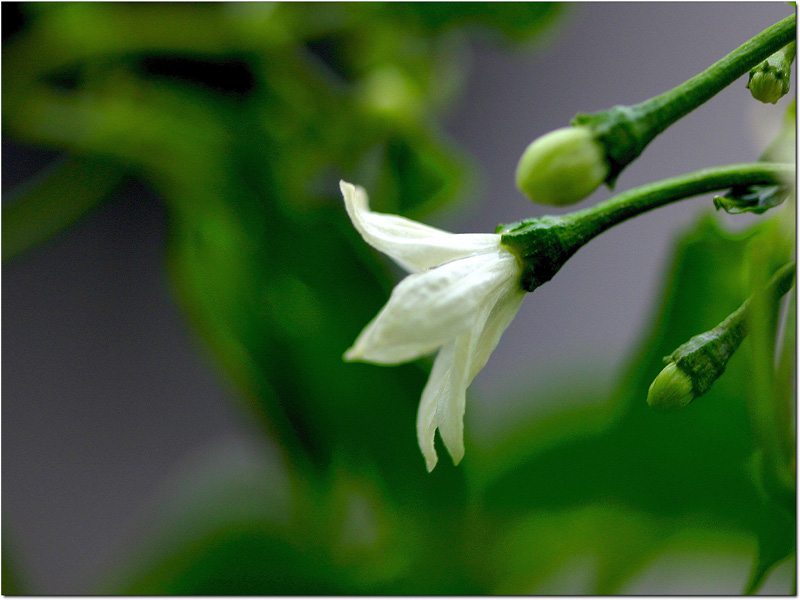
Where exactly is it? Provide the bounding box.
[646,362,694,412]
[746,42,794,105]
[515,127,609,206]
[747,69,790,104]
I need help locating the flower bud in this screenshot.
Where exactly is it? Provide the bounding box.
[515,127,609,206]
[646,362,694,412]
[747,68,790,104]
[746,42,794,105]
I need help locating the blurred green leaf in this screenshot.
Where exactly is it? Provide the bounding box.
[2,1,562,506]
[740,218,796,592]
[100,442,480,595]
[470,212,794,592]
[383,2,564,43]
[2,155,126,261]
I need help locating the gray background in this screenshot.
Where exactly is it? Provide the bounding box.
[3,2,794,594]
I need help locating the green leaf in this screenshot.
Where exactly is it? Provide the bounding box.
[740,219,796,593]
[372,132,471,218]
[99,442,479,595]
[713,184,789,214]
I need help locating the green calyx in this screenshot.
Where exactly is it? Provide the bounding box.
[499,215,584,292]
[664,305,749,398]
[570,106,651,187]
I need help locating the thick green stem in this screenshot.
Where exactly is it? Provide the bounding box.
[572,14,796,183]
[500,162,794,292]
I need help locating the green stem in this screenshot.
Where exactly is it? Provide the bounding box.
[567,163,793,242]
[572,14,796,183]
[638,15,795,133]
[500,162,794,291]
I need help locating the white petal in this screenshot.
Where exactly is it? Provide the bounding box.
[340,180,500,273]
[416,341,456,472]
[434,329,477,466]
[344,250,517,364]
[468,285,526,381]
[417,260,523,469]
[417,291,499,469]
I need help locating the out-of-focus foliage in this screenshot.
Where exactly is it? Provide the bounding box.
[471,213,795,593]
[2,2,794,595]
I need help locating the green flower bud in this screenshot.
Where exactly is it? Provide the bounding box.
[646,362,694,412]
[515,127,609,206]
[746,42,795,105]
[747,68,790,104]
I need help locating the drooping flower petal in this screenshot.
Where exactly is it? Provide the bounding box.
[468,286,526,381]
[344,250,517,364]
[434,313,486,466]
[341,180,500,273]
[416,340,456,472]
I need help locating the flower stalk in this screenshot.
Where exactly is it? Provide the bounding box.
[500,162,794,292]
[572,14,796,185]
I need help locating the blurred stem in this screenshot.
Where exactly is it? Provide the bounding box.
[3,155,127,261]
[501,162,794,292]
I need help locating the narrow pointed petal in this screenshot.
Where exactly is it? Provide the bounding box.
[433,333,470,466]
[434,297,498,465]
[425,267,523,466]
[340,180,500,273]
[468,286,526,381]
[416,342,456,472]
[344,251,516,364]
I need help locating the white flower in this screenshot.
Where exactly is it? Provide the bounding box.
[340,181,525,471]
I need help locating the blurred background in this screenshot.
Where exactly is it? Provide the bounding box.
[3,2,795,595]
